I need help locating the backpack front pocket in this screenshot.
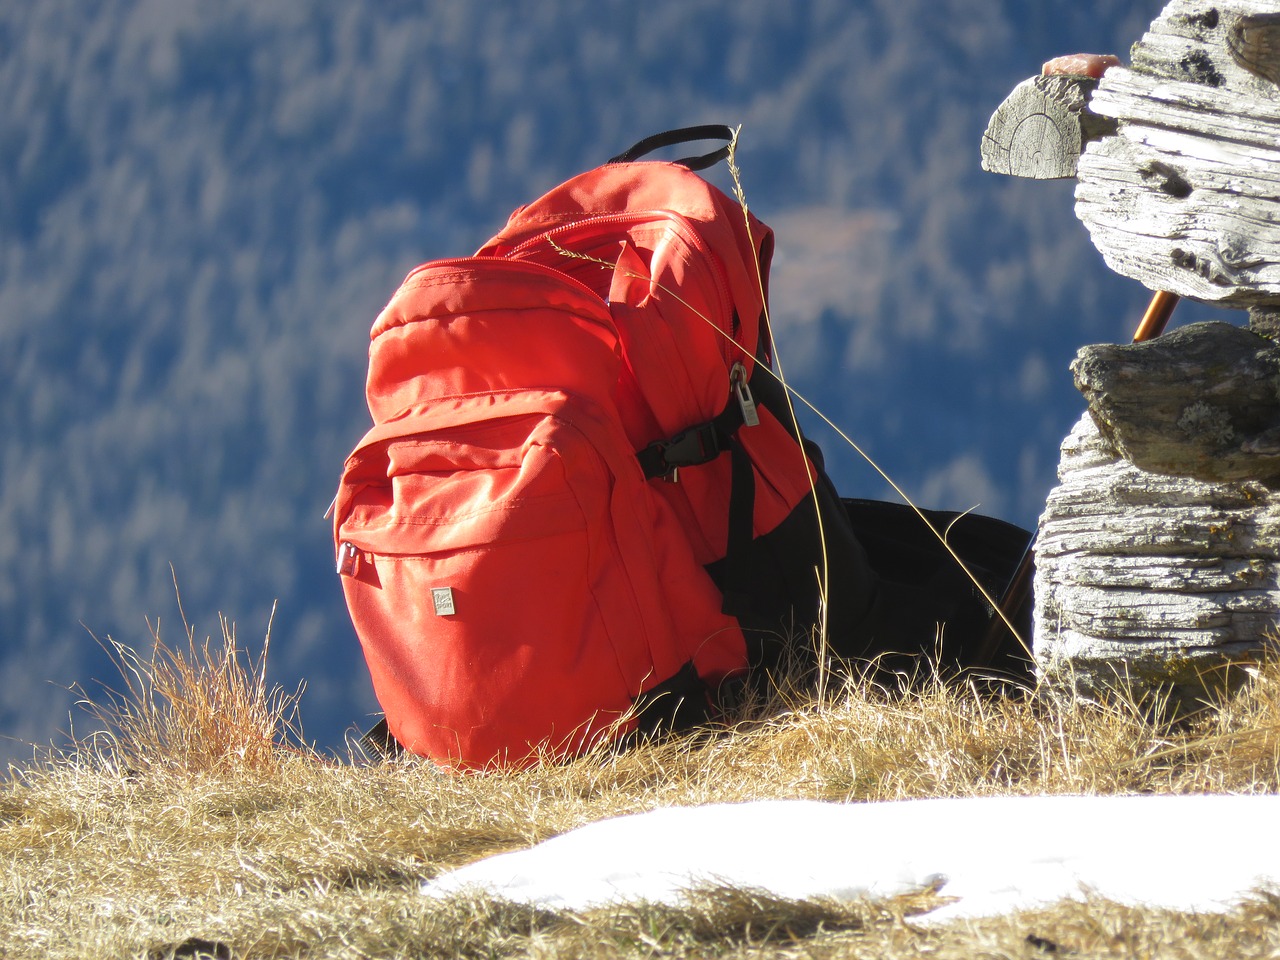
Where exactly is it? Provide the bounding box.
[336,405,652,769]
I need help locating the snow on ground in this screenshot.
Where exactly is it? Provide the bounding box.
[422,794,1280,921]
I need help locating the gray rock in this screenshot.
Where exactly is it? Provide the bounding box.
[1033,412,1278,709]
[1072,321,1280,483]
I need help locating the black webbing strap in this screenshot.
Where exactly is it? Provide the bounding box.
[720,436,756,618]
[632,660,713,736]
[607,124,734,172]
[358,716,405,762]
[637,402,745,481]
[635,396,757,619]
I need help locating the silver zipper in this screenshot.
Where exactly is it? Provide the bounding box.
[731,362,760,428]
[336,542,360,577]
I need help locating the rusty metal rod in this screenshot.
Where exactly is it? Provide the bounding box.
[1132,289,1181,343]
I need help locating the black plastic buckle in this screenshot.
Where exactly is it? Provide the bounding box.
[643,422,722,480]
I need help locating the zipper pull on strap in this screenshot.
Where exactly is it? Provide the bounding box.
[336,542,360,577]
[731,362,760,428]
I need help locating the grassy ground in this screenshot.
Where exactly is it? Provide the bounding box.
[4,619,1280,959]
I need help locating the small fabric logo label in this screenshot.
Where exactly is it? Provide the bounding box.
[431,587,456,616]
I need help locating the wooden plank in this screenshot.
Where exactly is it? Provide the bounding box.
[1075,0,1280,306]
[980,75,1114,179]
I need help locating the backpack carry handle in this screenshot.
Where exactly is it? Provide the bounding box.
[607,124,735,171]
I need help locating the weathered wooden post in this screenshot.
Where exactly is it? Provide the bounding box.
[983,0,1280,706]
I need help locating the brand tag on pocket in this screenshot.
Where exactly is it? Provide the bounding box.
[431,587,457,616]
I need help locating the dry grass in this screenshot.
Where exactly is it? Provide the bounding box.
[4,624,1280,959]
[69,606,306,778]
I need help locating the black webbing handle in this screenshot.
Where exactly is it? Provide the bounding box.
[607,124,735,171]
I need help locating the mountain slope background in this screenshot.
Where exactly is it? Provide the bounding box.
[2,0,1224,761]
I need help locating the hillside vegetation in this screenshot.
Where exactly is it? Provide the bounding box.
[4,622,1280,959]
[1,0,1169,761]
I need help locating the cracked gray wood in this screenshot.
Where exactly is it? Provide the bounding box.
[980,75,1116,179]
[1228,12,1280,85]
[1033,413,1280,708]
[1075,0,1280,307]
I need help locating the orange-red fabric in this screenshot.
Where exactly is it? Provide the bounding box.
[481,162,811,566]
[335,258,745,769]
[335,159,821,770]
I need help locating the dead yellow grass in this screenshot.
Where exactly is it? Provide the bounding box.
[71,607,306,778]
[4,624,1280,959]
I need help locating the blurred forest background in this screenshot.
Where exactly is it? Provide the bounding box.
[2,0,1226,760]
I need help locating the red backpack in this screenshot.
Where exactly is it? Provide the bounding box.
[333,127,876,769]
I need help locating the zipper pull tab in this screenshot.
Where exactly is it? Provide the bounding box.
[731,362,760,428]
[336,541,360,577]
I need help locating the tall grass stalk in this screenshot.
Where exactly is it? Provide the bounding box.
[72,603,305,776]
[725,125,836,696]
[725,124,1031,660]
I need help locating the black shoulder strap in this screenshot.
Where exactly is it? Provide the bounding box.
[607,124,734,171]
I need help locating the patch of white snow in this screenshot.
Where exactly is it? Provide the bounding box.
[421,795,1280,921]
